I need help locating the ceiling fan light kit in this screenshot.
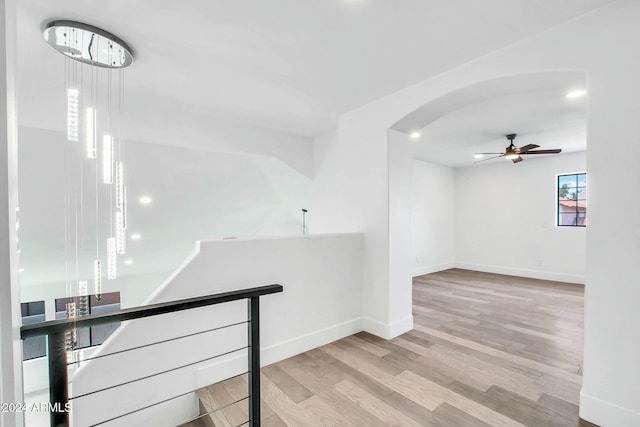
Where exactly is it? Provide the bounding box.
[474,133,562,164]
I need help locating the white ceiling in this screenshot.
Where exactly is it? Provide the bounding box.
[17,0,612,138]
[14,2,601,291]
[394,71,588,168]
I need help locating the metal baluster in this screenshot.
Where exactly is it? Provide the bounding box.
[48,329,70,427]
[247,297,261,427]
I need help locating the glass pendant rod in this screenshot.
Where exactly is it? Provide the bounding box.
[122,186,127,229]
[116,162,124,208]
[65,302,77,350]
[94,259,102,298]
[78,281,89,316]
[67,88,79,142]
[107,237,116,280]
[85,107,96,158]
[116,210,126,255]
[103,135,114,184]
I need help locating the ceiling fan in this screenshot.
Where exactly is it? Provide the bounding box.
[475,134,562,164]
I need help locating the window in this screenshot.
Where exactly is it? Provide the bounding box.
[55,292,121,349]
[21,301,46,360]
[557,173,587,227]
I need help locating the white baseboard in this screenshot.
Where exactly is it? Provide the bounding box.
[454,262,585,285]
[413,263,455,278]
[580,389,640,427]
[363,315,413,339]
[262,317,363,366]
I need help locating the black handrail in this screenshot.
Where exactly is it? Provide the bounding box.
[21,284,283,338]
[19,284,283,427]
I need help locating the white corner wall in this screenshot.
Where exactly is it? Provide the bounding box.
[310,127,412,339]
[454,151,586,284]
[387,130,414,337]
[411,160,455,277]
[0,1,24,426]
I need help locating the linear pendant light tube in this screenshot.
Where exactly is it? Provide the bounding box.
[103,135,114,184]
[78,280,89,316]
[122,186,127,229]
[65,302,77,350]
[67,88,79,142]
[94,259,102,297]
[85,107,97,158]
[116,210,126,254]
[116,162,124,208]
[107,237,117,280]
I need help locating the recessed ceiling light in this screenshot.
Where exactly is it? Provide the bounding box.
[410,132,421,139]
[130,233,141,240]
[19,268,24,273]
[474,154,484,159]
[124,259,133,265]
[566,89,587,99]
[139,196,152,205]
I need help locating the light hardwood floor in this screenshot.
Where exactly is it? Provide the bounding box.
[190,269,587,427]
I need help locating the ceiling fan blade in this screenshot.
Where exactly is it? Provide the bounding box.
[517,144,539,152]
[474,152,504,155]
[521,149,562,154]
[474,154,504,164]
[512,156,523,164]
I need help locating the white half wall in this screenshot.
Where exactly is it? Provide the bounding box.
[71,233,363,427]
[454,151,586,284]
[411,160,455,277]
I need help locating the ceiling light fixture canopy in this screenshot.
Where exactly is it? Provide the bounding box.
[43,20,133,68]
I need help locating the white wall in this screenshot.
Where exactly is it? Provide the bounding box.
[581,16,640,424]
[71,233,364,427]
[454,151,586,284]
[387,130,414,334]
[0,1,23,426]
[411,160,455,276]
[410,153,586,283]
[310,126,410,339]
[17,126,312,289]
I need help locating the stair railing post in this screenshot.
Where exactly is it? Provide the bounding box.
[47,329,69,427]
[247,296,261,427]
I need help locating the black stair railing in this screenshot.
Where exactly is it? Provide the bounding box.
[20,284,284,427]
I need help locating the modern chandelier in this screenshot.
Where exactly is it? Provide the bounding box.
[43,21,133,350]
